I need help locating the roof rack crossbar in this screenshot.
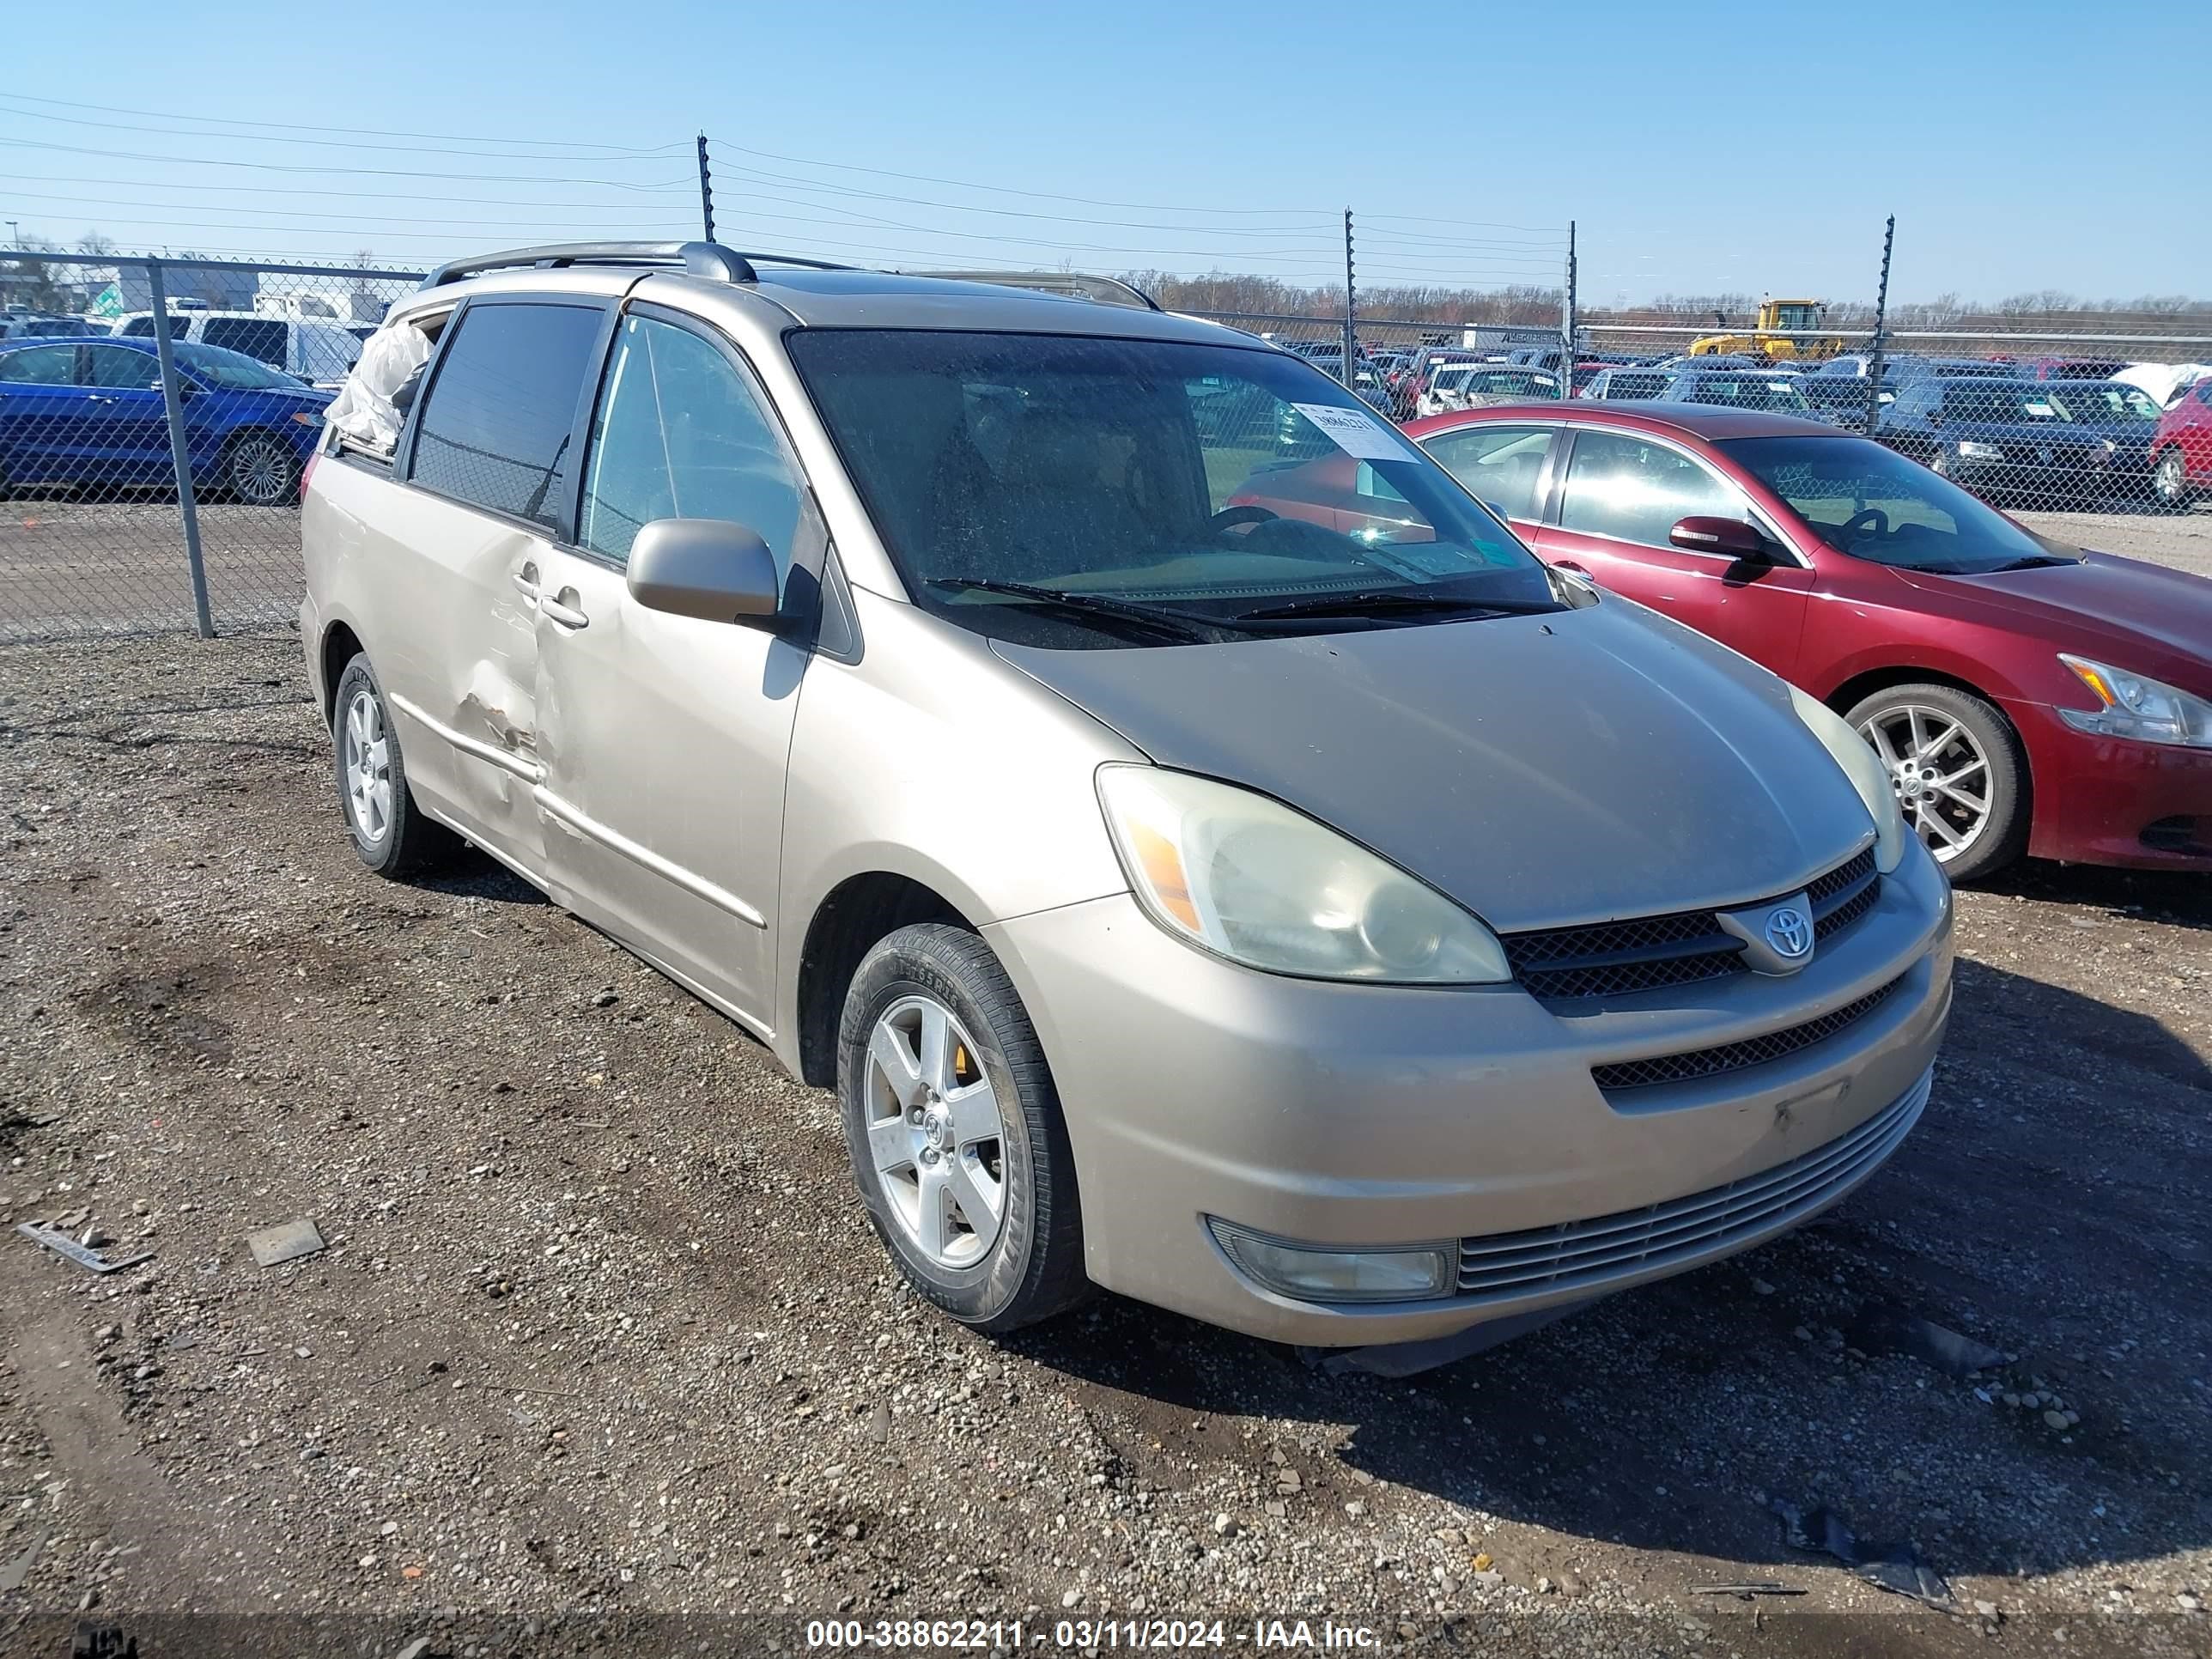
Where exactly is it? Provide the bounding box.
[900,270,1162,311]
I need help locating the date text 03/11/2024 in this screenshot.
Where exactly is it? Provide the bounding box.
[803,1620,1382,1650]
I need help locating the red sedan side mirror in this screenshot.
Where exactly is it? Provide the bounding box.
[1669,516,1768,557]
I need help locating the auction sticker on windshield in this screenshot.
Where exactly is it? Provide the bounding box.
[1291,402,1411,462]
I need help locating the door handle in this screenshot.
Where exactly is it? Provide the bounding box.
[539,587,589,631]
[1552,559,1589,574]
[510,562,541,605]
[86,394,118,404]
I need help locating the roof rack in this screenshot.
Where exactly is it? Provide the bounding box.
[419,240,858,289]
[905,270,1162,312]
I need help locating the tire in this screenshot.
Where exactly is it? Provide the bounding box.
[837,922,1088,1334]
[225,430,301,506]
[2153,447,2191,509]
[1845,682,2029,883]
[330,653,458,878]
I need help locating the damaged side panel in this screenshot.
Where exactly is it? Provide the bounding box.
[349,466,549,878]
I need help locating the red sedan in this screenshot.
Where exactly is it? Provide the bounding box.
[2152,375,2212,508]
[1388,404,2212,878]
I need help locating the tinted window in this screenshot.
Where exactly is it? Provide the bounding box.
[0,345,76,386]
[580,315,802,568]
[2054,384,2160,423]
[119,317,158,337]
[201,317,289,367]
[1558,430,1740,545]
[1946,386,2069,424]
[173,342,300,390]
[83,345,156,389]
[1599,372,1669,400]
[410,302,603,530]
[1679,375,1814,413]
[1421,425,1551,520]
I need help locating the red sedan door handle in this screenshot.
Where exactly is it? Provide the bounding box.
[1552,559,1589,574]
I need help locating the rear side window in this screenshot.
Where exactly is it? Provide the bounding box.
[201,317,289,367]
[410,302,603,531]
[579,314,802,567]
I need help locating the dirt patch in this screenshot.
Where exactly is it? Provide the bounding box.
[1,633,2207,1658]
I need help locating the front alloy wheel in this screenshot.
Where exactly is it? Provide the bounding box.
[1848,682,2029,881]
[863,994,1007,1270]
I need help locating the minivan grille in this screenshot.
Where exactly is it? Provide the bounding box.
[1590,972,1906,1091]
[1455,1068,1929,1299]
[1501,847,1880,1002]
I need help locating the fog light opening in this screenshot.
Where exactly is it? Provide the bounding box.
[1206,1218,1456,1304]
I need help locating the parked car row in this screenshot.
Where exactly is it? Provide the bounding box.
[0,334,330,502]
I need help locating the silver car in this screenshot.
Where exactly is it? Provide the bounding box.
[301,242,1952,1358]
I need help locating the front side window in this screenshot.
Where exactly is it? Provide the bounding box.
[82,344,157,390]
[580,314,802,567]
[1720,434,2066,574]
[0,345,76,386]
[790,329,1555,647]
[1557,430,1741,546]
[410,302,602,530]
[1421,424,1551,520]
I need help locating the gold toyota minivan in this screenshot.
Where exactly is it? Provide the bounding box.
[301,242,1952,1364]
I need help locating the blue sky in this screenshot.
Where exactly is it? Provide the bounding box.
[3,0,2201,306]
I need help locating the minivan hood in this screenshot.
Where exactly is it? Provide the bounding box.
[1892,553,2212,691]
[993,603,1873,933]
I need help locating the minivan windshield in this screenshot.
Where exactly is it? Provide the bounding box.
[791,330,1559,647]
[1718,434,2074,574]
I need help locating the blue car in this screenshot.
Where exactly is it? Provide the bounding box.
[0,335,331,505]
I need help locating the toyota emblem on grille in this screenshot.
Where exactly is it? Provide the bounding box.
[1765,906,1814,959]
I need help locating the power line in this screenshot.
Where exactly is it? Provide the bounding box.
[0,97,688,162]
[0,136,693,189]
[8,173,720,210]
[708,138,1332,216]
[0,90,687,153]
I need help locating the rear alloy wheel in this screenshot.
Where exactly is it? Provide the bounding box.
[330,653,457,878]
[2153,448,2191,508]
[227,433,300,506]
[1848,683,2027,882]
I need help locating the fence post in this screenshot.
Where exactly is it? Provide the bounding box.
[146,258,215,639]
[1863,216,1895,437]
[1340,208,1357,392]
[696,134,716,243]
[1560,220,1577,400]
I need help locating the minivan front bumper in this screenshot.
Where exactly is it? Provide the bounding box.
[985,846,1951,1347]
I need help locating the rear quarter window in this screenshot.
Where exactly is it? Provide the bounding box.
[201,317,289,367]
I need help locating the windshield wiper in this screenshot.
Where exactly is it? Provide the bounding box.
[1985,554,2078,572]
[927,578,1245,642]
[1234,589,1561,623]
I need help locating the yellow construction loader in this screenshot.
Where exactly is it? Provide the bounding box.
[1688,298,1850,362]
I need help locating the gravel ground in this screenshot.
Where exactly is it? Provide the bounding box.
[2,635,2209,1659]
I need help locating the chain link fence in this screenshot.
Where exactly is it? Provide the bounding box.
[1185,305,2212,545]
[6,241,2208,644]
[0,251,423,643]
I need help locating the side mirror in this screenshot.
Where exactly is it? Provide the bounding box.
[627,518,780,624]
[1669,515,1768,558]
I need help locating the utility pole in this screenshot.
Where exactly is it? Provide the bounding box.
[1863,216,1896,437]
[696,134,716,244]
[1340,208,1357,392]
[1559,220,1577,400]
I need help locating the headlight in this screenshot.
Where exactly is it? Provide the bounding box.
[1788,686,1908,873]
[2057,654,2212,748]
[1096,766,1510,983]
[1957,441,2005,460]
